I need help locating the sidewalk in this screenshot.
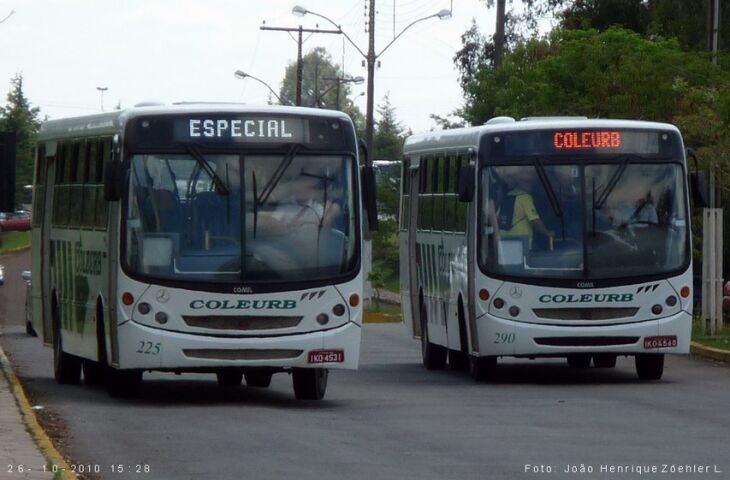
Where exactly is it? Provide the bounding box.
[0,344,71,479]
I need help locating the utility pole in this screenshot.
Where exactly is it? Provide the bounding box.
[365,0,376,161]
[494,0,506,68]
[711,0,720,65]
[260,24,341,106]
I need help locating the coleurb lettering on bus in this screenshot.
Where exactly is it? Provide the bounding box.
[189,299,297,310]
[188,119,293,139]
[538,293,634,303]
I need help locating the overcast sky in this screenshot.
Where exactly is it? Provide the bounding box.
[0,0,518,133]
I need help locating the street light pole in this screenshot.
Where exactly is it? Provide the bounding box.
[292,4,450,164]
[96,86,108,112]
[234,70,290,105]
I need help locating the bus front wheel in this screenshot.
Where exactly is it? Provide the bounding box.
[635,354,664,380]
[52,305,81,385]
[292,368,328,400]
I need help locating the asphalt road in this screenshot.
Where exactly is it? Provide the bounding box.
[1,250,729,480]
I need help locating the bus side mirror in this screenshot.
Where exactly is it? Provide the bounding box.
[457,164,475,202]
[689,172,709,208]
[361,165,378,231]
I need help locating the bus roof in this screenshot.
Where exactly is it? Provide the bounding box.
[403,117,681,155]
[38,103,354,141]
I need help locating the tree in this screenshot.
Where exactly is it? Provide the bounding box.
[0,74,41,207]
[279,47,364,130]
[373,93,406,161]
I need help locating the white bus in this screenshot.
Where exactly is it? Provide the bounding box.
[29,103,375,400]
[400,117,704,381]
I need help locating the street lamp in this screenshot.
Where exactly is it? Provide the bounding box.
[234,70,290,106]
[96,86,108,112]
[292,5,451,162]
[315,75,365,109]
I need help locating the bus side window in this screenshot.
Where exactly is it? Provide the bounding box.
[95,139,110,230]
[400,157,410,231]
[69,141,84,227]
[83,142,98,228]
[33,145,46,228]
[454,154,467,233]
[418,157,430,231]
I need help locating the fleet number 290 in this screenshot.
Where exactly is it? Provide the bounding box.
[494,332,515,344]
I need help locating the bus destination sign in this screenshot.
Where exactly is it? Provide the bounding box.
[183,118,301,142]
[127,114,350,150]
[490,129,679,159]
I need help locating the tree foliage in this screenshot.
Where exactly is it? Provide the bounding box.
[462,28,730,138]
[0,74,41,206]
[373,93,407,161]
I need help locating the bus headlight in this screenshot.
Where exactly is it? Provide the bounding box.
[332,304,346,316]
[652,305,663,315]
[138,302,151,315]
[509,306,520,317]
[316,313,330,325]
[155,312,169,324]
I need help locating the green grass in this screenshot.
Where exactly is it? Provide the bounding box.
[692,316,730,351]
[0,231,31,255]
[372,258,400,294]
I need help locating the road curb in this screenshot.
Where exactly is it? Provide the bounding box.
[0,345,77,480]
[0,244,32,256]
[690,341,730,363]
[363,312,402,324]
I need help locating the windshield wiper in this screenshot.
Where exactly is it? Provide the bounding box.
[257,144,301,205]
[594,156,631,210]
[180,142,229,195]
[533,158,563,219]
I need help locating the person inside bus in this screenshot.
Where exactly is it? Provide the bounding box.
[611,191,659,228]
[493,168,553,250]
[262,175,341,234]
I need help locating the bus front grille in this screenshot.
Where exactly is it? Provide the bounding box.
[532,308,639,321]
[534,336,640,347]
[182,349,304,361]
[182,315,303,331]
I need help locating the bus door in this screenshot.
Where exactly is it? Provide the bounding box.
[40,145,56,344]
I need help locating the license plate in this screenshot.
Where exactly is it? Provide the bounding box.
[308,350,345,364]
[644,335,678,349]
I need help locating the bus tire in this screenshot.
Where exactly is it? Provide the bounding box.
[216,371,243,387]
[635,354,664,380]
[469,355,497,382]
[106,370,143,398]
[448,350,469,371]
[292,368,327,400]
[420,298,446,370]
[25,293,37,337]
[567,354,591,368]
[244,369,273,388]
[593,354,617,368]
[52,300,81,385]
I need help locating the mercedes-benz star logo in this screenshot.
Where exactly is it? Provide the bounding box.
[509,286,523,299]
[156,289,170,303]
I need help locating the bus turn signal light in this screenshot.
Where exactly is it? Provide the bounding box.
[349,294,360,307]
[479,289,490,301]
[680,286,690,299]
[122,292,134,306]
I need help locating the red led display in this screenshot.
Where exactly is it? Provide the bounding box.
[553,131,622,150]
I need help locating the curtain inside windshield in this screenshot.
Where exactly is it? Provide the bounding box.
[479,162,688,280]
[125,153,356,284]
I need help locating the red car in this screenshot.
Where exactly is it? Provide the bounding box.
[0,211,31,232]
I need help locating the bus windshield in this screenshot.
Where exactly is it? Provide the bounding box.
[479,161,689,280]
[124,152,357,285]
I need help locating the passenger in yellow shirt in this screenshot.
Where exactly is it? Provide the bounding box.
[496,169,553,248]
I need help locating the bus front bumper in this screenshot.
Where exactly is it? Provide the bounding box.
[115,320,361,370]
[475,310,692,357]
